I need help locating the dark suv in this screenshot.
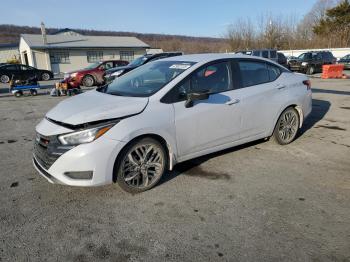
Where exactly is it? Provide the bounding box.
[288,51,336,75]
[104,52,183,82]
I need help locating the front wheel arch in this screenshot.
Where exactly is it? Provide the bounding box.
[112,134,171,183]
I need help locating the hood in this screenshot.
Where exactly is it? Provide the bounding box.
[46,90,148,126]
[66,68,95,75]
[106,65,136,74]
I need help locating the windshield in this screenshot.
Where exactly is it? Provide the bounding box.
[298,53,312,60]
[129,56,148,67]
[85,62,101,69]
[101,60,195,97]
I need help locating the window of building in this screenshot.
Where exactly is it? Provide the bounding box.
[120,51,134,62]
[50,52,70,64]
[87,51,103,63]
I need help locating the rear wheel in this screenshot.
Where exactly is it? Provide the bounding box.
[116,138,167,193]
[82,75,94,87]
[273,107,300,145]
[0,74,10,83]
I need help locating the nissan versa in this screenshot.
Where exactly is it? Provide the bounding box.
[33,54,312,193]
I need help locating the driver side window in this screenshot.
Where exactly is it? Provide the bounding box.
[169,61,231,102]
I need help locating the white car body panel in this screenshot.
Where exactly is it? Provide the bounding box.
[33,54,312,187]
[46,90,148,125]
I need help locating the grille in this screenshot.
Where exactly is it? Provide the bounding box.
[33,134,61,170]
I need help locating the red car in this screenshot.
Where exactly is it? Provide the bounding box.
[62,60,129,88]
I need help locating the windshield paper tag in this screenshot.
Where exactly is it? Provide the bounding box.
[170,64,191,70]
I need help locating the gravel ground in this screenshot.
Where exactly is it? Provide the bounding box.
[0,78,349,262]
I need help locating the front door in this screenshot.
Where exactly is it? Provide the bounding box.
[171,61,243,158]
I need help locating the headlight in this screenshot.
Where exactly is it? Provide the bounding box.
[111,70,124,77]
[70,72,78,78]
[58,123,115,146]
[301,62,308,66]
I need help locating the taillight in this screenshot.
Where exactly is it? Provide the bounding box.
[303,80,311,90]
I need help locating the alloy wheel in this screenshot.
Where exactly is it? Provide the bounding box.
[0,75,9,83]
[83,76,94,87]
[277,109,299,144]
[42,73,50,81]
[121,142,165,189]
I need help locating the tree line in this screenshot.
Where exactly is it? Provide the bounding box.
[226,0,350,51]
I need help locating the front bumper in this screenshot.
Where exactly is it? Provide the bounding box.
[33,133,126,187]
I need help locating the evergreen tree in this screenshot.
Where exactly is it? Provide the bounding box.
[313,0,350,46]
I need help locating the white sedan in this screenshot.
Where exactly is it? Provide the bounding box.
[33,54,312,193]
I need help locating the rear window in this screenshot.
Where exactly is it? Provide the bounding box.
[238,61,269,87]
[4,65,17,70]
[268,64,281,81]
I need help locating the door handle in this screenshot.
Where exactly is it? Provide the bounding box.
[226,98,240,105]
[277,84,286,90]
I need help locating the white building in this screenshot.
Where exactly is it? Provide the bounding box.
[0,43,20,63]
[19,33,150,74]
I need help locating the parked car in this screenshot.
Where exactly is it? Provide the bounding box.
[104,52,183,82]
[277,52,288,68]
[251,49,278,63]
[62,60,129,88]
[33,53,312,193]
[0,64,53,83]
[288,51,336,75]
[338,54,350,69]
[235,50,252,55]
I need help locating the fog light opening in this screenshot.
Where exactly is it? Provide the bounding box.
[64,171,93,180]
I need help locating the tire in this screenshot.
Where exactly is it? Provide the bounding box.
[116,137,167,193]
[41,72,50,81]
[0,74,10,83]
[14,91,23,97]
[30,89,38,96]
[82,75,94,87]
[273,107,300,145]
[306,66,315,75]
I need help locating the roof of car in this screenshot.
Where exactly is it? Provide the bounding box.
[160,53,268,63]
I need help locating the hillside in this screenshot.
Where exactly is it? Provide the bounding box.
[0,24,229,53]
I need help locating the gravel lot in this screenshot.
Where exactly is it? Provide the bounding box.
[0,77,349,262]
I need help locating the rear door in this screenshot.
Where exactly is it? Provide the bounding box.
[233,59,285,138]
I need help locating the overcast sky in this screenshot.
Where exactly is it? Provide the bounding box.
[1,0,317,37]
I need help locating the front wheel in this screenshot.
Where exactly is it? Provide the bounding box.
[273,107,300,145]
[306,66,315,75]
[116,138,167,193]
[82,75,94,87]
[41,72,51,81]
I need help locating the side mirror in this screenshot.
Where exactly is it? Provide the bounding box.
[185,92,210,108]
